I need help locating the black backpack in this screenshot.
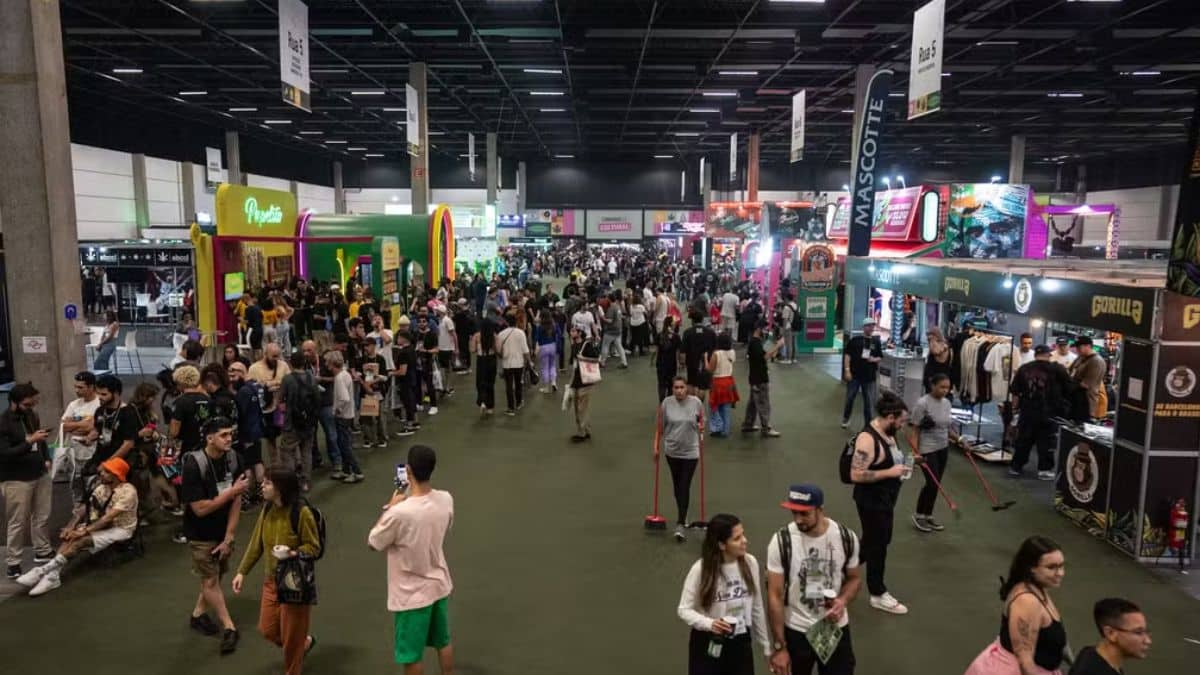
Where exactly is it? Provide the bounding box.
[288,498,327,561]
[290,373,321,431]
[789,302,803,332]
[838,426,883,484]
[775,522,857,599]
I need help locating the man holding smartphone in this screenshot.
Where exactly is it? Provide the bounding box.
[369,445,455,675]
[1,383,53,580]
[180,417,248,655]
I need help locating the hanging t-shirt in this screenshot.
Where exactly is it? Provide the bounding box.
[983,341,1016,402]
[765,520,860,632]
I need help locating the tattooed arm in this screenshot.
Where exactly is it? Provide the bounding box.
[849,432,905,483]
[1007,593,1046,675]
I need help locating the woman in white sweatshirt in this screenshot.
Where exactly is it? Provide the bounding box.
[678,513,770,675]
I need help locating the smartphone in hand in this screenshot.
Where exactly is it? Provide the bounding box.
[394,463,409,490]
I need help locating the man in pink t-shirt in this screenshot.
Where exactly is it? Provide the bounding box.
[368,445,455,673]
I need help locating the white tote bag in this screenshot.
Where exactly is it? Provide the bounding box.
[578,359,602,385]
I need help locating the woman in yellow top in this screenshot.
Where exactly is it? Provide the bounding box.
[232,470,321,675]
[346,284,362,321]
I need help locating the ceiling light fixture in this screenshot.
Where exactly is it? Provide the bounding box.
[530,91,564,96]
[178,90,208,96]
[977,40,1018,46]
[112,68,143,74]
[768,0,826,3]
[1128,70,1161,76]
[840,109,855,113]
[1048,92,1084,98]
[524,68,563,74]
[228,107,257,112]
[324,140,347,144]
[312,68,348,74]
[718,70,759,76]
[941,72,951,77]
[365,154,385,158]
[347,147,367,151]
[264,120,292,125]
[554,154,575,159]
[689,108,720,113]
[674,132,701,137]
[350,90,386,96]
[382,107,406,112]
[427,131,446,136]
[299,130,324,135]
[654,154,673,158]
[702,91,738,97]
[540,108,566,112]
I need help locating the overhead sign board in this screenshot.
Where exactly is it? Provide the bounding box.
[908,0,944,120]
[790,90,806,163]
[278,0,311,111]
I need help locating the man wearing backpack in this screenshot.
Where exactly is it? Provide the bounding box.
[279,352,321,493]
[766,484,862,675]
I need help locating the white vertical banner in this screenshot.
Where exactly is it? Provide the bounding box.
[681,170,686,203]
[790,90,806,163]
[498,156,503,191]
[699,156,706,195]
[205,147,222,183]
[278,0,310,111]
[908,0,945,120]
[468,133,476,180]
[729,133,737,182]
[406,84,420,155]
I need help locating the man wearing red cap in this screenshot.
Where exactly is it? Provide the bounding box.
[16,457,138,596]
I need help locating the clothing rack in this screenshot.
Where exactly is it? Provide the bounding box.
[955,327,1015,461]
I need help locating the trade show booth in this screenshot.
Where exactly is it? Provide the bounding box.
[843,255,1195,566]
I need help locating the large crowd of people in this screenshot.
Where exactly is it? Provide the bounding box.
[0,240,1158,675]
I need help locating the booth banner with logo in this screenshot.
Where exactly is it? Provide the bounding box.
[1055,427,1112,537]
[525,208,579,236]
[907,0,944,120]
[845,258,943,300]
[1166,90,1200,296]
[585,209,642,240]
[406,84,420,154]
[847,69,894,256]
[799,244,835,290]
[790,90,805,163]
[214,184,298,238]
[947,183,1030,259]
[730,133,737,182]
[829,187,923,240]
[649,210,705,236]
[278,0,310,111]
[80,247,193,268]
[1151,343,1200,451]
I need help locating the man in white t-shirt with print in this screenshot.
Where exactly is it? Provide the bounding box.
[61,372,102,500]
[766,483,862,675]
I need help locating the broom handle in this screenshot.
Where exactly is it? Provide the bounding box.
[653,406,663,516]
[919,459,955,510]
[962,444,999,504]
[698,408,706,522]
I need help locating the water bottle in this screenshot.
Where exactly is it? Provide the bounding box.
[901,453,915,481]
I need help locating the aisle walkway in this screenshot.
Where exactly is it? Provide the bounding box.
[0,355,1197,673]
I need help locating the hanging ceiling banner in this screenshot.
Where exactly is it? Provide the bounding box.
[730,133,738,182]
[468,133,476,181]
[699,156,706,196]
[907,0,944,120]
[790,90,806,163]
[847,69,894,257]
[406,84,420,155]
[1167,91,1200,296]
[205,147,223,184]
[278,0,310,112]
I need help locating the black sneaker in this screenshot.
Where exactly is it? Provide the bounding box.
[6,564,21,580]
[220,628,239,655]
[190,613,220,636]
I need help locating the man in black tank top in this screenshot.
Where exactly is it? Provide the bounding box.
[848,392,910,616]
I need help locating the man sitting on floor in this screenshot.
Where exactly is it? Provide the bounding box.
[17,457,139,596]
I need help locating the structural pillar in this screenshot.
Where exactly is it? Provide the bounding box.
[332,161,346,215]
[0,0,86,412]
[747,132,761,203]
[132,153,149,233]
[701,157,713,212]
[516,161,527,215]
[1008,134,1026,184]
[180,161,197,222]
[409,62,430,215]
[486,132,498,205]
[225,130,243,185]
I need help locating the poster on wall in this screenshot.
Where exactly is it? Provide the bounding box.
[827,187,920,240]
[946,183,1029,258]
[1054,428,1112,538]
[790,90,805,163]
[585,210,642,240]
[907,0,944,120]
[799,245,835,290]
[406,84,421,155]
[278,0,310,111]
[1150,343,1200,451]
[526,209,578,236]
[649,210,705,236]
[706,203,762,239]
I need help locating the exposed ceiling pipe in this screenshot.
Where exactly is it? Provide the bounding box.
[450,0,550,157]
[554,0,585,152]
[617,0,662,147]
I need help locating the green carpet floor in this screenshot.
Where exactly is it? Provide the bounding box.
[1,355,1197,674]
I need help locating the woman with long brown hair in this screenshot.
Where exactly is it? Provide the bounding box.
[678,513,769,675]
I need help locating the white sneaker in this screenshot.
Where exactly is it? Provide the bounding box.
[29,571,61,597]
[428,406,439,416]
[869,593,908,615]
[1037,470,1056,481]
[16,564,49,587]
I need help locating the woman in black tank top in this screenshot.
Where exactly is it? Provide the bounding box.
[965,535,1069,674]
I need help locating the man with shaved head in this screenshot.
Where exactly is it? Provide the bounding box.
[248,342,291,470]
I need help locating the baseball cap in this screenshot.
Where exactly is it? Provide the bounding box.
[781,483,824,512]
[1055,336,1070,346]
[1075,335,1094,347]
[1034,345,1053,356]
[861,317,877,327]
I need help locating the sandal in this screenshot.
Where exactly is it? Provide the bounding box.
[305,635,316,654]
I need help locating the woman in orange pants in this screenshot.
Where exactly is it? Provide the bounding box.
[232,470,322,674]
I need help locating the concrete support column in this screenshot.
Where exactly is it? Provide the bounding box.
[288,180,299,200]
[409,62,430,215]
[225,130,243,185]
[132,153,149,232]
[332,161,346,215]
[747,132,760,203]
[0,0,86,411]
[1008,134,1026,184]
[701,158,713,212]
[180,161,196,223]
[1157,184,1175,240]
[516,161,527,215]
[486,132,498,205]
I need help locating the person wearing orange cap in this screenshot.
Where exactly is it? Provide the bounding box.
[16,457,139,596]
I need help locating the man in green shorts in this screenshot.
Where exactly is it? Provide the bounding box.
[368,445,455,673]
